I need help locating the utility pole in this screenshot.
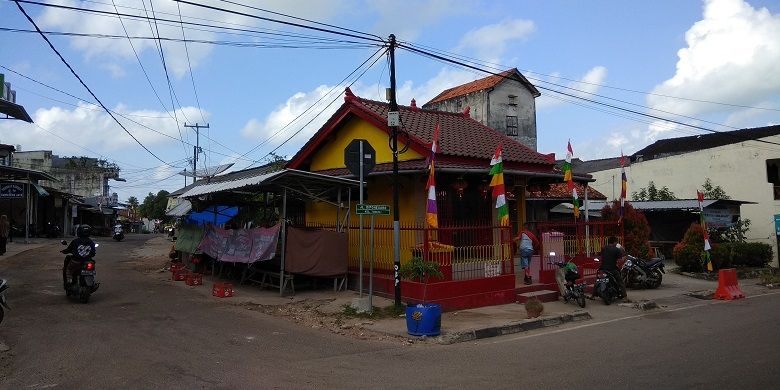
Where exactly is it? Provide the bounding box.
[184,123,208,182]
[388,34,402,308]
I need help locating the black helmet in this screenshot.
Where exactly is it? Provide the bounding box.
[76,224,92,238]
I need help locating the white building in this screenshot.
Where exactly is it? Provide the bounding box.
[583,125,780,267]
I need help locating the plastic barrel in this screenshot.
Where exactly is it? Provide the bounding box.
[405,303,442,336]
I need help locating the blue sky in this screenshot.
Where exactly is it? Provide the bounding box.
[1,0,778,202]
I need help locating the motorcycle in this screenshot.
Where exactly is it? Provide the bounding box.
[61,240,100,303]
[0,279,9,325]
[552,259,587,308]
[592,258,623,305]
[621,254,665,289]
[112,226,124,242]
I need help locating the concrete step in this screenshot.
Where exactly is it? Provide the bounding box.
[517,289,559,304]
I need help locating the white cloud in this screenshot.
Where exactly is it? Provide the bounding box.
[0,102,203,155]
[457,19,535,61]
[36,0,351,78]
[647,0,780,119]
[537,66,608,110]
[367,0,476,41]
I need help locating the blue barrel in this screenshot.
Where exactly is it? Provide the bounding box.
[405,303,442,336]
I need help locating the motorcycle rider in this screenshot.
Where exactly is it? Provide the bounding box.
[62,225,96,290]
[591,236,627,300]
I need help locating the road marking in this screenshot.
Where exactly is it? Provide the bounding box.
[490,290,780,344]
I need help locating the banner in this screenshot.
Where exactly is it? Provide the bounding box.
[197,224,281,264]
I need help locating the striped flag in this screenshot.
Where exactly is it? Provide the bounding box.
[562,141,580,219]
[425,124,440,228]
[489,144,509,226]
[697,190,713,272]
[620,152,627,219]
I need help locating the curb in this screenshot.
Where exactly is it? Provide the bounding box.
[436,311,592,344]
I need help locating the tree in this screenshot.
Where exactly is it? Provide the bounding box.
[138,190,170,220]
[632,181,677,201]
[701,178,730,200]
[127,196,139,209]
[601,200,652,259]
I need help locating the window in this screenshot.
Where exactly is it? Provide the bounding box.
[508,95,517,106]
[506,116,518,136]
[767,159,780,200]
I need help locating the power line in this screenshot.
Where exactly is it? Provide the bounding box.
[398,43,780,148]
[13,0,176,167]
[177,2,206,124]
[402,41,780,113]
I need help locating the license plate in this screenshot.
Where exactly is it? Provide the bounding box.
[81,270,95,275]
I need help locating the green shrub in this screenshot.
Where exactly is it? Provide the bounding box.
[710,243,733,270]
[673,223,707,272]
[731,242,772,267]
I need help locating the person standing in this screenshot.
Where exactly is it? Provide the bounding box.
[514,223,539,285]
[592,236,627,300]
[0,215,10,255]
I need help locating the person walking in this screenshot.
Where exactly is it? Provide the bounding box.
[0,215,10,255]
[514,223,539,285]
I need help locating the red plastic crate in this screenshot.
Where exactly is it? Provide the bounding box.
[170,263,184,273]
[185,273,203,286]
[212,282,234,298]
[172,269,189,281]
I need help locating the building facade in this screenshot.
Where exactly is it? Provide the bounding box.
[423,68,540,150]
[585,126,780,267]
[13,151,121,201]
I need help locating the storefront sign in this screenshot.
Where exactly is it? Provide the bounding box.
[703,208,734,229]
[0,183,24,199]
[197,224,281,263]
[775,214,780,236]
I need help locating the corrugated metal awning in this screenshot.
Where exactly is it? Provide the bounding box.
[166,200,193,217]
[180,169,360,198]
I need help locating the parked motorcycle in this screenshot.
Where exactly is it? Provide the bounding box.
[621,254,665,289]
[61,240,100,303]
[553,260,586,308]
[112,225,124,242]
[0,279,9,325]
[592,257,623,305]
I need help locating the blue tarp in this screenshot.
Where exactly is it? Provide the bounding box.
[185,205,239,226]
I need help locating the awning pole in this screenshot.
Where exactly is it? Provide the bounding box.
[25,173,30,243]
[279,188,288,296]
[585,184,590,256]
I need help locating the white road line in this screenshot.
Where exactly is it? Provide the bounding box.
[490,290,780,344]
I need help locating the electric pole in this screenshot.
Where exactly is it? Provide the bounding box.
[184,123,208,182]
[388,34,402,308]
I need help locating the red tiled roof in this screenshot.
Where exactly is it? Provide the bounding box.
[352,97,553,166]
[313,157,557,177]
[287,88,555,172]
[424,68,541,106]
[527,183,607,200]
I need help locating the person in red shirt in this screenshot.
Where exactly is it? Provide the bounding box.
[514,223,539,284]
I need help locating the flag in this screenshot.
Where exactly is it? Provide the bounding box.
[697,190,713,272]
[620,152,627,219]
[562,141,580,218]
[425,124,440,228]
[489,144,509,226]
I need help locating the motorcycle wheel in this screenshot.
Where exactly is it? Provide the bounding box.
[647,269,663,289]
[576,293,586,308]
[602,291,613,305]
[0,305,4,325]
[79,286,91,303]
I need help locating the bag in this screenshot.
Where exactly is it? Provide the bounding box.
[168,245,178,260]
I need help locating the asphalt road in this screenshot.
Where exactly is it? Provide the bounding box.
[1,235,779,389]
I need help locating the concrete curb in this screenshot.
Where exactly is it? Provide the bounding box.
[435,311,592,344]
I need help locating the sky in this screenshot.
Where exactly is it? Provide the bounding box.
[0,0,778,203]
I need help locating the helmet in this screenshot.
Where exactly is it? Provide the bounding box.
[76,224,92,238]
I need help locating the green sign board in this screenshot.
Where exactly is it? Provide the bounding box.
[775,214,780,236]
[356,204,390,215]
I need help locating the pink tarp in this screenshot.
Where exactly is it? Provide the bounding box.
[197,224,281,263]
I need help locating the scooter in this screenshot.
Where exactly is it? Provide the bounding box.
[552,257,587,308]
[112,226,124,242]
[0,279,9,325]
[62,241,100,303]
[621,254,664,289]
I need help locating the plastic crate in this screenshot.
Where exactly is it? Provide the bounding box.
[170,263,184,273]
[212,282,234,298]
[172,269,189,281]
[185,273,203,286]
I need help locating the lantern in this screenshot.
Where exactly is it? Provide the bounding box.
[451,177,468,199]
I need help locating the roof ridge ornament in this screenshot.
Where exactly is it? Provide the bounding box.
[462,106,471,117]
[344,87,356,102]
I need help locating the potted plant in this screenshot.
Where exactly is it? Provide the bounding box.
[524,297,544,319]
[399,256,444,336]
